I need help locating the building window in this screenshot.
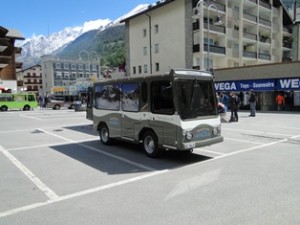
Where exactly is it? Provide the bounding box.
[155,63,160,72]
[138,66,142,74]
[78,64,83,70]
[155,24,159,34]
[64,63,69,70]
[133,67,136,74]
[155,44,159,54]
[56,72,62,78]
[71,64,76,70]
[143,28,147,37]
[85,64,90,71]
[55,63,61,69]
[64,72,70,78]
[144,65,148,74]
[92,65,97,71]
[143,46,147,56]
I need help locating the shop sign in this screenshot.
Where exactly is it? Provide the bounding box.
[277,78,300,90]
[215,79,276,92]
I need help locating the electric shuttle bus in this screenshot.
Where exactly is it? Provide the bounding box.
[86,69,223,157]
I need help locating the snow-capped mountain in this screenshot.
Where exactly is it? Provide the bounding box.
[18,4,150,69]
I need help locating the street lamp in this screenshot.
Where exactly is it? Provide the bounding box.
[207,4,222,70]
[193,0,222,70]
[78,50,101,82]
[78,49,90,61]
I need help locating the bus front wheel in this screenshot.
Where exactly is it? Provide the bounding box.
[142,131,160,158]
[99,124,112,145]
[53,104,61,110]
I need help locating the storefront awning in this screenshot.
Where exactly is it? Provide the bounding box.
[51,87,66,92]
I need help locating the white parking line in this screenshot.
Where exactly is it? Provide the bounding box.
[223,127,294,137]
[0,145,58,200]
[0,169,168,218]
[19,114,44,121]
[194,148,224,155]
[224,137,264,145]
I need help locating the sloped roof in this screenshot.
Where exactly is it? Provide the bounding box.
[5,29,25,40]
[120,0,175,23]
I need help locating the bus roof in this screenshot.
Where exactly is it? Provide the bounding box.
[94,69,213,84]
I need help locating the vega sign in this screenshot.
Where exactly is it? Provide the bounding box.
[215,79,276,92]
[277,78,300,90]
[215,78,300,92]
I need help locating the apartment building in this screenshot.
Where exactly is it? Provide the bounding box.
[121,0,300,111]
[41,55,101,96]
[16,65,43,94]
[121,0,297,75]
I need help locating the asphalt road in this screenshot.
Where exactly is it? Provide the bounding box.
[0,109,299,225]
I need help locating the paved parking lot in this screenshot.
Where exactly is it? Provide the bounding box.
[0,109,300,225]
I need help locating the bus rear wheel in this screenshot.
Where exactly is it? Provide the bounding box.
[142,131,160,158]
[1,106,8,112]
[99,124,112,145]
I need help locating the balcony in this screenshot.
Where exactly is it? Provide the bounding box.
[24,81,42,84]
[243,32,257,41]
[258,53,271,60]
[243,51,257,58]
[193,22,226,34]
[283,42,292,49]
[193,44,226,54]
[259,36,271,44]
[259,0,271,9]
[243,12,257,23]
[204,23,226,34]
[259,17,271,27]
[23,75,41,78]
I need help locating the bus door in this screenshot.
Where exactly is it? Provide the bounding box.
[120,83,140,141]
[86,87,93,120]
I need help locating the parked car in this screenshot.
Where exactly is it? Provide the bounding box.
[47,100,64,110]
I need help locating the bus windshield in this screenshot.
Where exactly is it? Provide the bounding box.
[176,79,217,119]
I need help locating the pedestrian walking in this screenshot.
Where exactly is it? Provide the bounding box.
[229,92,240,122]
[217,92,228,122]
[249,89,256,117]
[276,92,285,111]
[219,92,229,109]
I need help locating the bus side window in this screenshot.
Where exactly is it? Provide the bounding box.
[151,81,174,115]
[28,95,35,102]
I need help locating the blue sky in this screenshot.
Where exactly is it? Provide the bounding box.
[1,0,155,38]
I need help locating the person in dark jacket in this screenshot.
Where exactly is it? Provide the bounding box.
[249,89,256,117]
[229,92,240,122]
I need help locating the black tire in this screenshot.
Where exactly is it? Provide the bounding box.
[53,104,61,110]
[0,106,8,112]
[99,124,112,145]
[142,131,161,158]
[23,105,30,111]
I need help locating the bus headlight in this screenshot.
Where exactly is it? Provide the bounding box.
[182,130,193,141]
[212,125,221,135]
[186,132,193,141]
[212,128,218,135]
